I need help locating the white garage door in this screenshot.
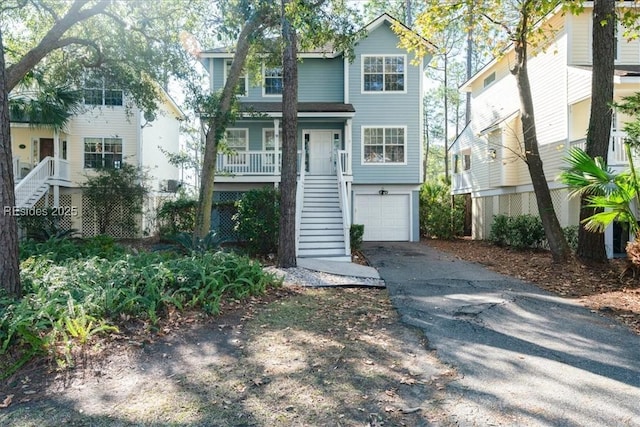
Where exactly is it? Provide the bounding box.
[354,194,410,241]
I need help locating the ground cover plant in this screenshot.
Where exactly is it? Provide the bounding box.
[0,236,281,379]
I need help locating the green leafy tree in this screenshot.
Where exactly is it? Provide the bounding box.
[395,0,572,262]
[0,0,204,295]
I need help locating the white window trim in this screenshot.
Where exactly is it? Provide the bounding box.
[360,54,408,94]
[223,59,248,97]
[82,74,124,107]
[262,64,283,97]
[83,136,125,169]
[360,125,408,165]
[224,128,249,166]
[262,128,283,150]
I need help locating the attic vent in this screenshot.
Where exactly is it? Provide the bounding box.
[483,72,496,88]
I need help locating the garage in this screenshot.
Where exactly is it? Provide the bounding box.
[353,193,410,241]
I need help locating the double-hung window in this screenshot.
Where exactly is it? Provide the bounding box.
[83,73,123,106]
[224,59,248,96]
[224,129,248,165]
[362,55,405,92]
[263,129,282,165]
[363,127,405,164]
[84,137,123,169]
[263,66,283,96]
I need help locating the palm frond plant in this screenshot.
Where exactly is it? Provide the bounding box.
[560,92,640,265]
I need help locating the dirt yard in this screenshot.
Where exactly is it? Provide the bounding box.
[0,286,455,426]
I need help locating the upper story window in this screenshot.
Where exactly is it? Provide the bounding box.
[84,137,122,169]
[263,66,283,96]
[224,59,248,97]
[453,149,471,173]
[83,73,123,106]
[263,128,283,151]
[362,126,406,164]
[483,72,496,88]
[362,55,406,93]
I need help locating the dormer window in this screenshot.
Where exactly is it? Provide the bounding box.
[362,55,406,93]
[83,73,123,106]
[263,66,283,96]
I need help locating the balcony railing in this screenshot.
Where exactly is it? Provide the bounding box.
[570,131,634,167]
[216,149,353,177]
[216,151,282,175]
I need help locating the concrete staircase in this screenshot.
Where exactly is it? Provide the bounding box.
[298,175,350,261]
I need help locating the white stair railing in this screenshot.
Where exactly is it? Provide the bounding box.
[337,150,351,256]
[12,156,19,181]
[295,150,306,256]
[15,156,54,208]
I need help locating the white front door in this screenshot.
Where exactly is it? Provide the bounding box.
[308,130,334,175]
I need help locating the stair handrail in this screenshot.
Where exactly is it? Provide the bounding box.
[295,150,305,257]
[12,156,19,181]
[15,156,54,207]
[337,150,351,256]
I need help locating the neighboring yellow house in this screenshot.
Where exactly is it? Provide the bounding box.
[451,4,640,257]
[11,80,184,238]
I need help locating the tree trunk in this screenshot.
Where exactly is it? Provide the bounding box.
[577,0,616,262]
[0,29,21,296]
[277,0,298,268]
[194,13,266,239]
[512,9,570,263]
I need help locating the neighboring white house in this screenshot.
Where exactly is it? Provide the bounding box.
[450,3,640,257]
[11,80,184,238]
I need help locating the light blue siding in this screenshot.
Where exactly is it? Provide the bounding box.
[349,22,422,185]
[210,57,343,103]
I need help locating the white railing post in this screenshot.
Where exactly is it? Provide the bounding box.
[295,149,305,257]
[337,150,351,256]
[12,156,19,180]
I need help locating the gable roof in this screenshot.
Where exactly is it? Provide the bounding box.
[199,13,434,59]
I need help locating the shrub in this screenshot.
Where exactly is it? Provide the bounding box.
[350,224,364,252]
[489,214,510,247]
[419,181,464,239]
[17,208,77,241]
[563,225,579,252]
[233,187,279,255]
[157,197,197,237]
[489,214,545,249]
[83,164,149,237]
[2,244,282,378]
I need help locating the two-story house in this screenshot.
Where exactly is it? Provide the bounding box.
[450,4,640,257]
[199,13,429,260]
[11,77,184,238]
[199,14,428,260]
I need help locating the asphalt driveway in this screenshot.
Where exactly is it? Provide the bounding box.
[363,241,640,427]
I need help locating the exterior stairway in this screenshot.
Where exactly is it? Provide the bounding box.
[298,175,350,261]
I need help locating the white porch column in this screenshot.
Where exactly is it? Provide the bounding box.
[345,118,353,175]
[273,118,280,175]
[53,130,60,207]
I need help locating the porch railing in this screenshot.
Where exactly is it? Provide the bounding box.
[12,156,19,180]
[338,150,351,175]
[336,150,351,256]
[570,131,634,167]
[216,151,282,175]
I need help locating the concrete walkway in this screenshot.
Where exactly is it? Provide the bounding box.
[296,257,380,279]
[363,241,640,427]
